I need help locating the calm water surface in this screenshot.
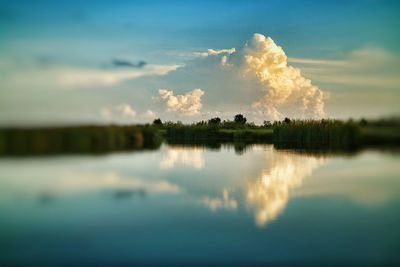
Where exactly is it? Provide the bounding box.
[0,144,399,266]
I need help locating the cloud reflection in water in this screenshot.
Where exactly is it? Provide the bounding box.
[201,188,238,212]
[246,151,324,227]
[160,146,205,169]
[0,170,180,204]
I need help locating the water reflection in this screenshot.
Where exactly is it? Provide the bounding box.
[111,188,147,200]
[160,146,204,169]
[55,171,180,194]
[246,150,325,227]
[0,170,180,204]
[0,145,398,227]
[37,192,56,204]
[201,188,238,211]
[1,144,400,266]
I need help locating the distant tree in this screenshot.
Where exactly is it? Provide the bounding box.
[234,114,247,124]
[208,117,221,125]
[283,117,291,124]
[360,118,368,126]
[247,122,256,128]
[263,120,272,127]
[196,120,206,126]
[273,121,281,126]
[152,118,162,126]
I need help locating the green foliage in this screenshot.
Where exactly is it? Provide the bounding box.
[208,117,221,125]
[0,125,162,156]
[273,119,361,149]
[166,124,219,142]
[219,129,273,142]
[263,120,272,127]
[152,118,163,126]
[360,126,400,145]
[234,114,247,124]
[165,124,273,144]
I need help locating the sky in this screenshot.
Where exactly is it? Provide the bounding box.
[0,0,400,125]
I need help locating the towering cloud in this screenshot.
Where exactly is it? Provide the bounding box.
[241,34,326,120]
[158,88,205,116]
[190,33,326,120]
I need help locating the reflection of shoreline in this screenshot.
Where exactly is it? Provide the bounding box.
[246,151,325,227]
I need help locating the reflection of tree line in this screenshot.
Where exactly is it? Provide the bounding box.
[166,142,362,157]
[166,142,258,155]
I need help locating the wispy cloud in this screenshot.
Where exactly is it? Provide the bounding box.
[304,73,400,87]
[290,47,400,88]
[288,57,350,66]
[53,64,180,88]
[100,104,158,123]
[1,61,181,90]
[101,103,137,122]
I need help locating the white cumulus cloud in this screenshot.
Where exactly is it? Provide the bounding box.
[182,33,327,120]
[142,109,158,120]
[158,88,205,116]
[241,33,326,120]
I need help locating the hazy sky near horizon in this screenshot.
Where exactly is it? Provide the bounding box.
[1,0,400,125]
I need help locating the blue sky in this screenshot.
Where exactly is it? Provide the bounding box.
[1,0,399,125]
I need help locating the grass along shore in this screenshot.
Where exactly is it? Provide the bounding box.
[0,125,162,155]
[162,118,399,149]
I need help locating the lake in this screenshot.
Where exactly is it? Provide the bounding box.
[0,144,399,266]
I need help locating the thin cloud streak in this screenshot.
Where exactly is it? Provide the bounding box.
[289,57,350,66]
[1,62,181,89]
